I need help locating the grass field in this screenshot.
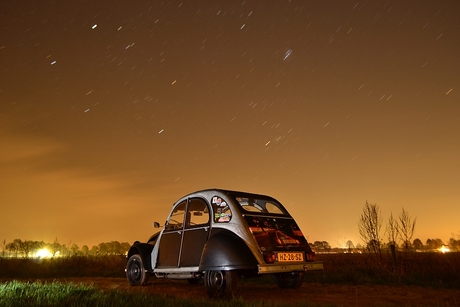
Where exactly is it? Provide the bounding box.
[1,252,459,306]
[0,280,335,307]
[0,255,126,279]
[313,251,460,288]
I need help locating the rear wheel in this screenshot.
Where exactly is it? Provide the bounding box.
[204,270,238,299]
[273,271,305,289]
[126,254,149,286]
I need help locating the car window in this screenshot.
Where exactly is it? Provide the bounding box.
[265,202,285,214]
[235,197,288,215]
[211,196,232,223]
[187,198,210,227]
[165,201,186,230]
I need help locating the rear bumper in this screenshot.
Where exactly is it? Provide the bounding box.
[258,261,323,274]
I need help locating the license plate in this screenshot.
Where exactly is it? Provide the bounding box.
[277,252,304,262]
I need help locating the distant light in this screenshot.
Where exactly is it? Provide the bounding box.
[36,248,52,258]
[92,24,97,29]
[439,246,450,253]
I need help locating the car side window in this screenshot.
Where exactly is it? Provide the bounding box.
[211,195,232,223]
[265,201,285,214]
[186,198,210,227]
[165,201,186,230]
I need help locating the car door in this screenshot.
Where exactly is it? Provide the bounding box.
[156,200,186,267]
[179,197,211,267]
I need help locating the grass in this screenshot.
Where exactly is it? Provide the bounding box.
[0,255,126,278]
[0,253,459,306]
[1,252,459,288]
[311,251,460,288]
[0,280,333,307]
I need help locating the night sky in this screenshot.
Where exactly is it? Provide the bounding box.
[1,1,459,248]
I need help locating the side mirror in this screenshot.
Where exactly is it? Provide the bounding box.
[153,222,160,228]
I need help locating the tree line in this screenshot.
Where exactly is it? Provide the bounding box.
[355,201,459,264]
[0,238,131,258]
[310,237,460,253]
[309,201,459,254]
[3,202,459,259]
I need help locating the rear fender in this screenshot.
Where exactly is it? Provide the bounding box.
[200,230,258,271]
[127,242,154,271]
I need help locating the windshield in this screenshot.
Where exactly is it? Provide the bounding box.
[233,195,289,215]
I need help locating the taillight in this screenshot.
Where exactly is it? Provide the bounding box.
[306,251,316,261]
[263,252,277,263]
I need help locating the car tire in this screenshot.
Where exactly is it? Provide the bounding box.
[126,254,149,286]
[204,270,238,299]
[273,271,305,289]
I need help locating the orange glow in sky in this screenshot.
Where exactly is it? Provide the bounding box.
[1,1,459,248]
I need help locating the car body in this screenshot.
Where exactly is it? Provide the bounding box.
[125,189,323,299]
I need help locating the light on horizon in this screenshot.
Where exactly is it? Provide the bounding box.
[35,248,53,258]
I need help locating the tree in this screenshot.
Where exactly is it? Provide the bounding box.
[111,241,122,255]
[6,240,20,257]
[386,212,399,266]
[448,238,459,251]
[60,244,70,257]
[98,242,108,255]
[18,240,33,258]
[70,243,80,256]
[313,241,325,251]
[81,245,89,255]
[90,245,99,256]
[346,240,354,253]
[30,241,44,257]
[412,238,423,251]
[49,238,61,257]
[426,238,443,250]
[398,208,416,251]
[1,239,6,257]
[311,241,331,251]
[357,201,383,258]
[120,242,131,255]
[386,213,399,247]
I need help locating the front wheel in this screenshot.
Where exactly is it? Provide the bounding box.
[126,254,149,286]
[273,271,305,289]
[204,270,238,299]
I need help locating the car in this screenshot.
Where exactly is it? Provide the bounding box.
[125,189,323,299]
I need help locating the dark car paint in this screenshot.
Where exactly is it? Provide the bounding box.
[199,229,258,271]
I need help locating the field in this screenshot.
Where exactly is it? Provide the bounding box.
[1,252,459,306]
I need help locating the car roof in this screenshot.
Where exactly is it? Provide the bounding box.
[186,188,278,201]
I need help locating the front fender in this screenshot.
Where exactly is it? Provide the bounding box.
[200,230,258,271]
[127,242,154,271]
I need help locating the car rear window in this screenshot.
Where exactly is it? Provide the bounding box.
[233,196,289,215]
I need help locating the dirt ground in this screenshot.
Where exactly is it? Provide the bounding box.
[21,277,460,306]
